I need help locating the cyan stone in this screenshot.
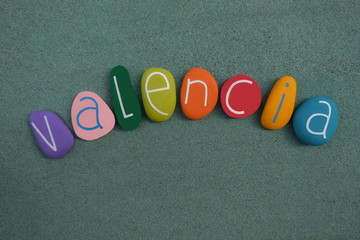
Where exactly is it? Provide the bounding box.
[293,96,339,146]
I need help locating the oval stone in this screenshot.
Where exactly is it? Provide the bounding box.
[220,75,262,118]
[71,91,115,140]
[261,76,297,129]
[141,68,176,122]
[180,68,218,120]
[292,96,339,146]
[29,110,74,159]
[110,65,142,130]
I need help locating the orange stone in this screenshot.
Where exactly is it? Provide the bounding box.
[180,68,218,120]
[261,76,297,129]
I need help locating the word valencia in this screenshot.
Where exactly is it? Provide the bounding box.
[29,66,339,158]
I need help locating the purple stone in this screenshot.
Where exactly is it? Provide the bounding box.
[29,111,74,159]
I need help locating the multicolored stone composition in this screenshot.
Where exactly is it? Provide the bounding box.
[29,66,339,158]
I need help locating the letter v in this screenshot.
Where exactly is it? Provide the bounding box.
[31,115,57,152]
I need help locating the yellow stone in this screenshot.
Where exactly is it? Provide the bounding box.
[261,76,297,129]
[141,68,176,122]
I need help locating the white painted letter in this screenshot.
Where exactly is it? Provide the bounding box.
[31,116,57,152]
[225,80,253,115]
[113,76,134,118]
[306,100,331,139]
[184,79,208,106]
[145,72,170,116]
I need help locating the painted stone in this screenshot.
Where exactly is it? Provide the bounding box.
[71,91,115,140]
[220,75,262,118]
[261,76,297,129]
[180,68,218,120]
[141,68,176,122]
[110,65,142,130]
[292,96,339,146]
[29,111,74,159]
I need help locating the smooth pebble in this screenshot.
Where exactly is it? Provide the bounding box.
[221,74,262,118]
[141,68,176,122]
[180,68,218,120]
[110,65,142,130]
[293,96,339,146]
[29,110,74,158]
[261,76,297,129]
[71,91,115,140]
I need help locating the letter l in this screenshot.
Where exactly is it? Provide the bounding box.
[113,75,134,118]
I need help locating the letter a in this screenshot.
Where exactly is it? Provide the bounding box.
[306,100,331,139]
[76,96,103,130]
[71,91,116,141]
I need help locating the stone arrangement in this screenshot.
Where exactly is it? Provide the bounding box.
[29,65,339,158]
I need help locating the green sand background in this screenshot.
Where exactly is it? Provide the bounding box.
[1,0,359,239]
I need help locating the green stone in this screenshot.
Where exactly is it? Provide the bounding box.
[109,65,142,130]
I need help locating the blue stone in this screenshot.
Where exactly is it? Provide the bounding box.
[292,96,339,146]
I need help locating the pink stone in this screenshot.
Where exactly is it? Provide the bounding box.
[71,91,115,140]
